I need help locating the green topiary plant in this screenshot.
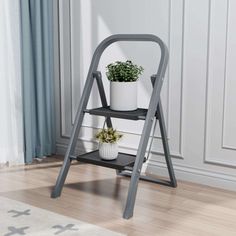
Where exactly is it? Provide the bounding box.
[106,60,144,82]
[95,128,123,144]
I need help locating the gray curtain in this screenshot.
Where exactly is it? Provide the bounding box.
[20,0,55,163]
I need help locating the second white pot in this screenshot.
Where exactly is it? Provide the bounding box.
[99,143,118,160]
[110,81,137,111]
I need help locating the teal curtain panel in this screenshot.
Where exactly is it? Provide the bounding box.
[20,0,55,163]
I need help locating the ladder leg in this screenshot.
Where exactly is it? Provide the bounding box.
[51,76,95,198]
[157,101,177,187]
[123,103,161,218]
[51,156,72,198]
[151,75,177,187]
[123,167,142,219]
[123,115,156,219]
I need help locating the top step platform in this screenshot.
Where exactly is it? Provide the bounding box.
[84,106,158,121]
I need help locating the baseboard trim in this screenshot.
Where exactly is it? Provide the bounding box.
[147,160,236,191]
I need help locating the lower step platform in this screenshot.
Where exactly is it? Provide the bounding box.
[75,150,140,170]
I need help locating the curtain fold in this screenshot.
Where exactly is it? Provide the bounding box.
[20,0,55,163]
[0,0,24,165]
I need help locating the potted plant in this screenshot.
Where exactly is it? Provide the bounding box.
[95,128,123,160]
[106,60,144,111]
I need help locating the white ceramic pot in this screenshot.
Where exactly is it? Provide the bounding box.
[99,143,118,160]
[110,81,137,111]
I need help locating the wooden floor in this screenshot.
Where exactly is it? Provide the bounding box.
[1,157,236,236]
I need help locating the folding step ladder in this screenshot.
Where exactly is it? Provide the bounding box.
[51,34,177,219]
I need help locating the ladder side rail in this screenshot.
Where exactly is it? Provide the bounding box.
[123,73,167,219]
[122,38,168,218]
[51,74,96,198]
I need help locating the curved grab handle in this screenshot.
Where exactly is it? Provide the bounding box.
[88,34,169,80]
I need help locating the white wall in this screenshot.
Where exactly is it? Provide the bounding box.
[55,0,236,191]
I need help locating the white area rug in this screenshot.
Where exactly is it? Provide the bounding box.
[0,196,124,236]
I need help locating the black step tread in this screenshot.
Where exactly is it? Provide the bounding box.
[84,106,158,120]
[76,150,137,170]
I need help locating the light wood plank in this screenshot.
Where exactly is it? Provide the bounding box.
[1,157,236,236]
